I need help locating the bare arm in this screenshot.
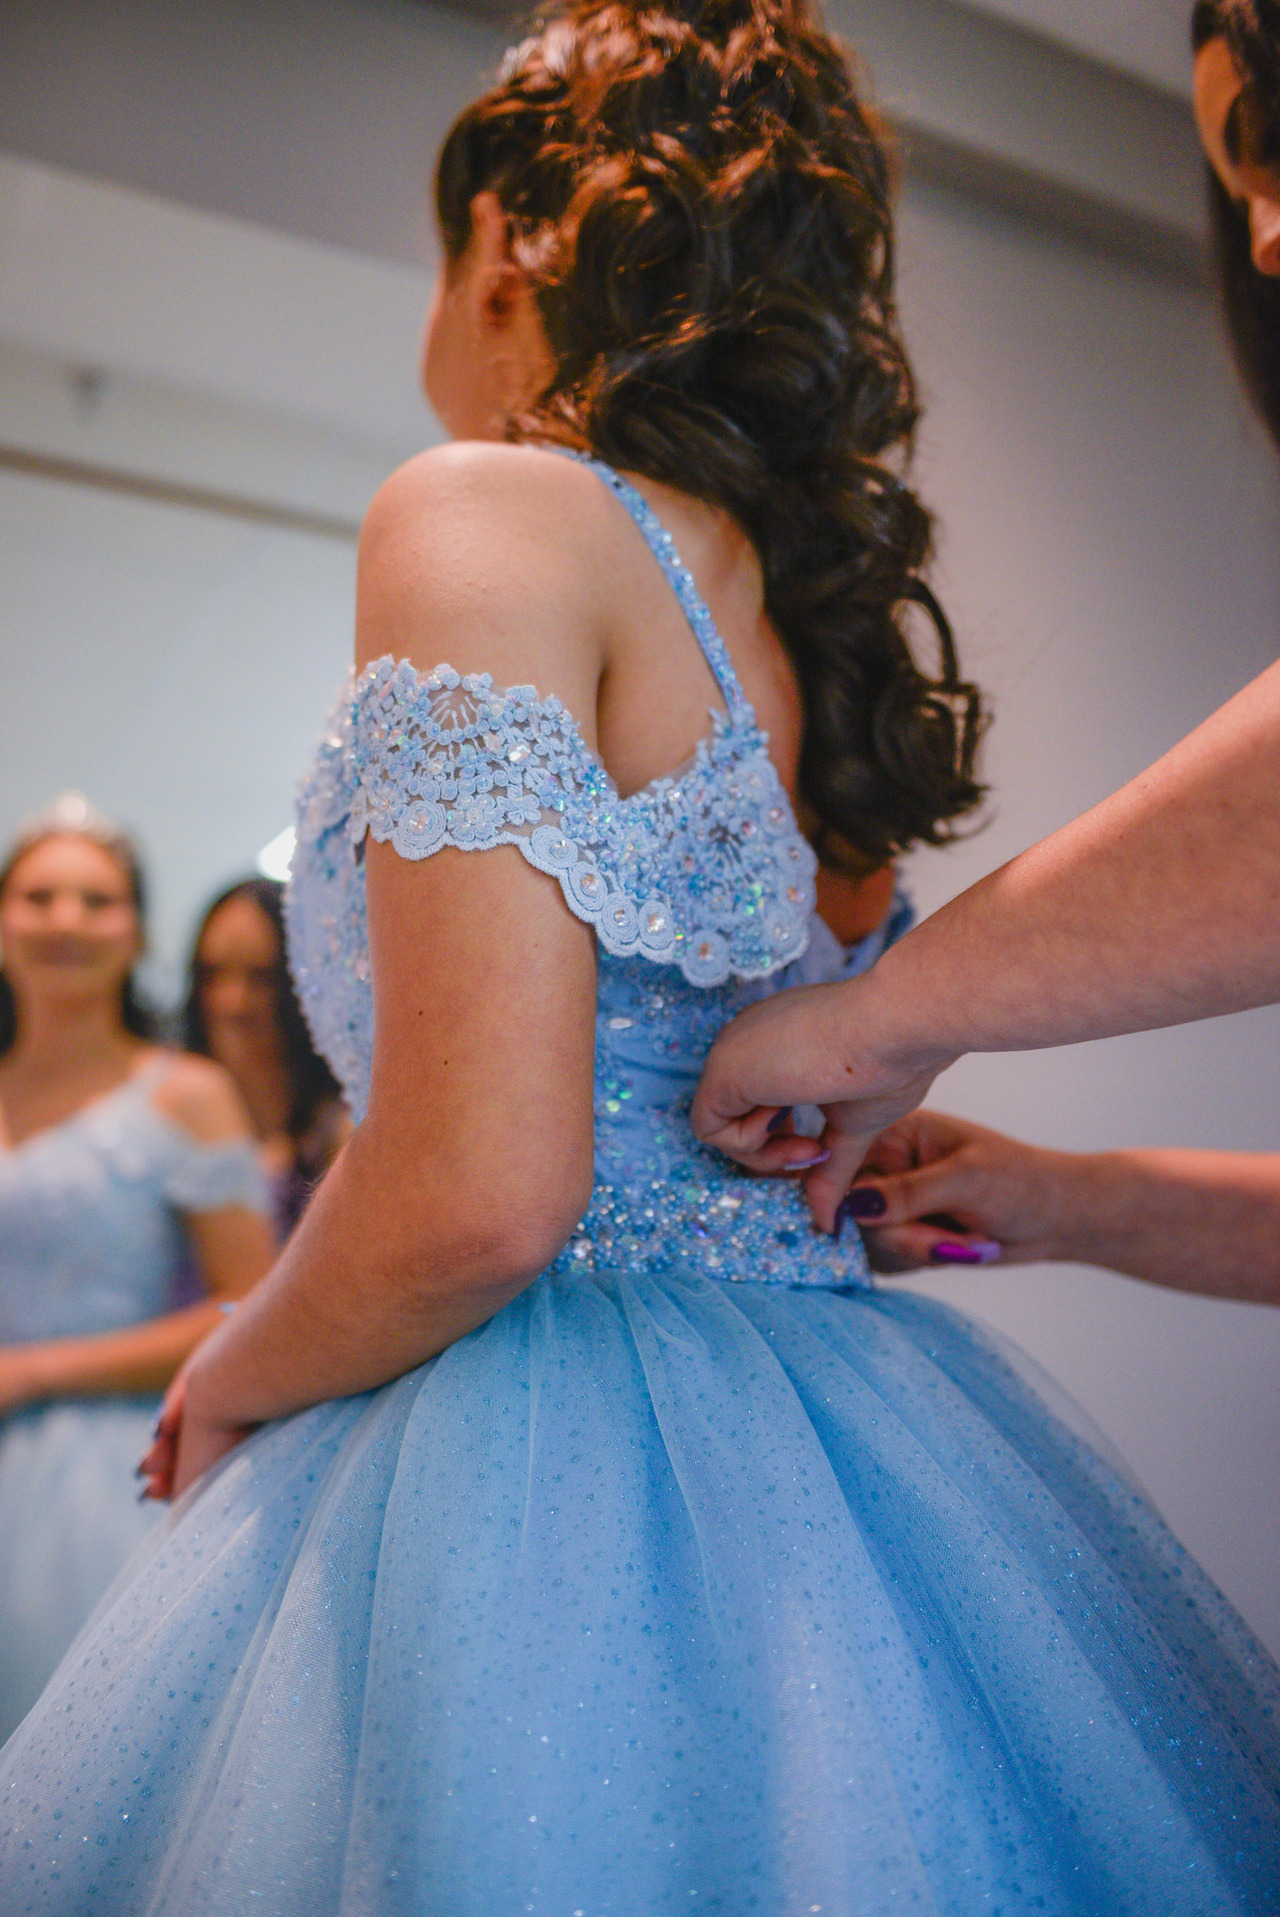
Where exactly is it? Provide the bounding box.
[0,1059,275,1408]
[844,1111,1280,1304]
[693,658,1280,1223]
[151,448,605,1496]
[166,845,596,1444]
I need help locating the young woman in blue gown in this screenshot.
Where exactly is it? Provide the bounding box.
[0,803,275,1740]
[2,3,1279,1911]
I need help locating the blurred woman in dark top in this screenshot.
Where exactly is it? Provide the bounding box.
[184,878,349,1240]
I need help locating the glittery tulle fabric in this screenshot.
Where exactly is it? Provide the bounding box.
[2,458,1278,1912]
[3,1277,1279,1915]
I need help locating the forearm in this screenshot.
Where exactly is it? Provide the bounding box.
[1051,1149,1280,1302]
[863,660,1280,1065]
[11,1301,228,1402]
[182,1128,565,1429]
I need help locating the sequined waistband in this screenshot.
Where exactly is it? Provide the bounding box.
[551,1159,871,1291]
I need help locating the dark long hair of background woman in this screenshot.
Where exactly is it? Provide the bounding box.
[182,877,340,1146]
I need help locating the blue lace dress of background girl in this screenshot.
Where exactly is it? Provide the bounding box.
[0,1057,266,1743]
[1,458,1277,1916]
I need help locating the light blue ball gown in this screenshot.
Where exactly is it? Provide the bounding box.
[2,458,1277,1915]
[0,1056,268,1741]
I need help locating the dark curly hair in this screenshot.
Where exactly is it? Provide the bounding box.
[0,827,154,1056]
[1192,0,1280,447]
[182,877,342,1147]
[436,0,985,873]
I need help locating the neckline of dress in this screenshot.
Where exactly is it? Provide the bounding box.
[0,1052,172,1160]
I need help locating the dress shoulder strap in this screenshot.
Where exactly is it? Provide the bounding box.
[557,449,751,717]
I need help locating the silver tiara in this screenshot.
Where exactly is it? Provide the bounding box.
[13,790,128,850]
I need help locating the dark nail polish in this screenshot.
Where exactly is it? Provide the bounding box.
[766,1107,793,1136]
[931,1240,1002,1267]
[149,1411,163,1438]
[841,1187,887,1221]
[833,1192,866,1242]
[136,1483,153,1504]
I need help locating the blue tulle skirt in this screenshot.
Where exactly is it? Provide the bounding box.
[0,1398,160,1743]
[2,1268,1278,1916]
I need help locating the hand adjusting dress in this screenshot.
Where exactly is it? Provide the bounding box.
[0,1057,267,1742]
[2,459,1278,1917]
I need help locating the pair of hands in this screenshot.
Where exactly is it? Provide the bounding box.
[688,979,1081,1270]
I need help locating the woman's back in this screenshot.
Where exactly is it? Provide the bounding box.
[292,445,887,1288]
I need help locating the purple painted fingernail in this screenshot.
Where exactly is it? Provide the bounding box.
[841,1187,887,1221]
[766,1107,794,1136]
[931,1240,1002,1267]
[136,1482,153,1504]
[789,1150,830,1174]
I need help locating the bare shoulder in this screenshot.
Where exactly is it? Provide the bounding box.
[150,1052,255,1145]
[356,443,616,729]
[362,441,609,543]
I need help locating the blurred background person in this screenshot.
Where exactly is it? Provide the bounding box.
[0,796,275,1738]
[183,877,349,1241]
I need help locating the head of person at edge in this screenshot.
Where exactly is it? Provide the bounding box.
[1194,0,1280,444]
[420,0,984,942]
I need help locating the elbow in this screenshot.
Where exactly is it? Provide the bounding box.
[459,1196,585,1291]
[406,1160,593,1298]
[349,1116,594,1302]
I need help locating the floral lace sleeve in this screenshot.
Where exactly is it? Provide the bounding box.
[349,659,814,978]
[288,657,817,1117]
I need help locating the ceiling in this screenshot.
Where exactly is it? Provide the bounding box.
[960,0,1194,97]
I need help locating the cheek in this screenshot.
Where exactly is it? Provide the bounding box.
[0,900,31,943]
[100,913,141,964]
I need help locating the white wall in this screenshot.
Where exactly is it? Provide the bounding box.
[0,3,1278,1658]
[957,0,1193,98]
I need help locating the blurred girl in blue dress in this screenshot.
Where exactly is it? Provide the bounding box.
[2,4,1278,1913]
[0,798,274,1738]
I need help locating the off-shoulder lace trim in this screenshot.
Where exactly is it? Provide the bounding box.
[161,1141,271,1214]
[342,657,816,988]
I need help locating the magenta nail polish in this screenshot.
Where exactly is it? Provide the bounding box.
[931,1240,1002,1267]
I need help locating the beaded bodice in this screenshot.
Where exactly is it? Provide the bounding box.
[288,455,907,1290]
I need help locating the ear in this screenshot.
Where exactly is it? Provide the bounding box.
[468,191,526,329]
